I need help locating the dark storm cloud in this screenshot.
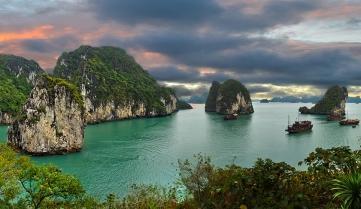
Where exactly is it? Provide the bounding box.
[89,0,321,32]
[148,65,232,83]
[247,86,272,94]
[149,66,200,82]
[213,1,320,32]
[129,31,361,87]
[88,0,221,26]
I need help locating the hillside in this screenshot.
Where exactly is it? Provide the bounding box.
[53,46,177,123]
[0,55,44,123]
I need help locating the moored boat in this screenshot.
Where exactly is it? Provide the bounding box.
[339,119,360,126]
[286,120,313,134]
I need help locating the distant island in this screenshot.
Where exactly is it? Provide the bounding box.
[266,95,361,104]
[182,93,361,104]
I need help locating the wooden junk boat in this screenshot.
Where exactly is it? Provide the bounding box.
[286,116,313,134]
[224,114,238,120]
[339,119,360,126]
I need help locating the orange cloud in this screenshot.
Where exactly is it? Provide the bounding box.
[129,50,171,68]
[0,25,54,42]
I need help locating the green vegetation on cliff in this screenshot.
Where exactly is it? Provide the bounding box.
[218,79,251,107]
[206,79,253,114]
[300,85,348,115]
[53,46,175,114]
[39,75,84,110]
[2,141,359,208]
[0,55,43,116]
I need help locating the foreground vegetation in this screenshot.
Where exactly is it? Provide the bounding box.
[1,143,361,209]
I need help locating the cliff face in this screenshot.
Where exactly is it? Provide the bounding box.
[205,79,254,115]
[299,85,348,116]
[8,75,85,155]
[205,81,220,112]
[0,55,44,124]
[53,46,177,123]
[84,94,177,123]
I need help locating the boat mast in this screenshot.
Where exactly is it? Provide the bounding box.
[288,115,290,126]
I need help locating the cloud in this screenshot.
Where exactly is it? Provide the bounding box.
[21,35,80,53]
[88,0,221,27]
[127,31,361,87]
[1,0,361,98]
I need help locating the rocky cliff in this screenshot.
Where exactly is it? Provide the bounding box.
[299,85,347,116]
[205,81,221,112]
[53,46,177,123]
[8,75,85,155]
[205,79,254,115]
[0,55,44,124]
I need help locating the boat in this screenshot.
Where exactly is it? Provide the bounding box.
[339,111,359,126]
[339,119,360,126]
[285,115,313,134]
[224,114,238,120]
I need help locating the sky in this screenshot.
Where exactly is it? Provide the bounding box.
[0,0,361,100]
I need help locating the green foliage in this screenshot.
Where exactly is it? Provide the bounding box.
[0,80,27,114]
[218,79,251,105]
[0,55,40,116]
[0,143,85,209]
[332,173,361,209]
[114,185,178,209]
[53,46,175,114]
[299,146,361,175]
[205,79,253,114]
[19,165,84,209]
[39,75,84,111]
[0,144,31,207]
[3,141,361,208]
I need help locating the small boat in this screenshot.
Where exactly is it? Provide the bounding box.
[286,120,313,134]
[285,115,313,134]
[339,119,360,126]
[224,114,238,120]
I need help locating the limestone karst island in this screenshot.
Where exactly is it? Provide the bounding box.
[1,1,361,208]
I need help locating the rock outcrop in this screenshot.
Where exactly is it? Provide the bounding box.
[299,85,348,117]
[0,54,44,124]
[0,112,13,125]
[205,79,254,115]
[53,46,178,123]
[8,75,85,155]
[205,81,221,112]
[177,100,193,110]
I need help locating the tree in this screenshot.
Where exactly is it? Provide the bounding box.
[19,165,84,209]
[178,154,214,208]
[0,144,30,207]
[332,173,361,209]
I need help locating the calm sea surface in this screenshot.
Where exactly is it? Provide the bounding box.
[1,103,361,197]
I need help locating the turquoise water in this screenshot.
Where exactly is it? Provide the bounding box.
[1,103,361,197]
